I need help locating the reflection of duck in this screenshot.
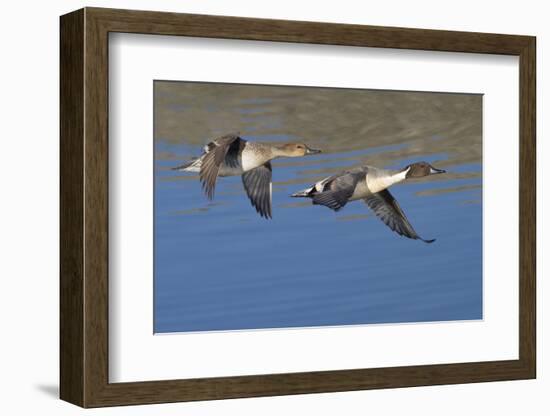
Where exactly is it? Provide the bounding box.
[174,134,321,219]
[291,162,446,243]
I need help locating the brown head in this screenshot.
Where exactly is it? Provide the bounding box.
[404,161,446,178]
[275,143,322,157]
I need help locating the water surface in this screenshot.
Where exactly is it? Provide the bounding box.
[154,81,482,333]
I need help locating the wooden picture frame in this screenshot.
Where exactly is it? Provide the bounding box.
[60,7,536,408]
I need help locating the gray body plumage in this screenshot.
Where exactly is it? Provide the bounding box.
[292,164,441,243]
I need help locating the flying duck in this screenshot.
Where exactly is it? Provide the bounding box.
[291,162,446,243]
[174,134,321,219]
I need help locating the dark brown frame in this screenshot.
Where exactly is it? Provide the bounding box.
[60,7,536,408]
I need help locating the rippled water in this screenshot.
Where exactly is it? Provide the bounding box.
[154,81,482,333]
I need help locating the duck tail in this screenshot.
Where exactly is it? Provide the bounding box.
[172,157,201,172]
[291,186,315,198]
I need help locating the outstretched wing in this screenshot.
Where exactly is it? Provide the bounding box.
[363,189,435,243]
[312,189,354,211]
[311,170,363,211]
[241,162,273,219]
[200,134,241,199]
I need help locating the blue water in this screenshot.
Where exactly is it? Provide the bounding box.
[154,141,482,333]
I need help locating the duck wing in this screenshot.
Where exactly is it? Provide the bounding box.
[200,134,242,199]
[312,189,354,211]
[363,189,435,243]
[311,171,362,211]
[242,162,272,219]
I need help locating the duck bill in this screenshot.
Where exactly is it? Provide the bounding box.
[429,167,446,175]
[305,146,322,155]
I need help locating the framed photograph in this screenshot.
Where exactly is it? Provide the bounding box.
[60,7,536,408]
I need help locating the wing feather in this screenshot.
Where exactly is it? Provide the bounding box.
[241,162,272,219]
[199,134,241,199]
[312,189,353,211]
[363,189,435,243]
[311,170,364,211]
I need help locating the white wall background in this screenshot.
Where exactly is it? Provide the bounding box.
[0,0,545,414]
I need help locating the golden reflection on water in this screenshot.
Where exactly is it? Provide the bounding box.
[154,81,481,196]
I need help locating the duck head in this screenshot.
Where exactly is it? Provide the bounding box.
[404,161,446,178]
[276,143,322,157]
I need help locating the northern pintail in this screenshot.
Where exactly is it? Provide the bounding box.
[291,162,446,243]
[174,134,321,219]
